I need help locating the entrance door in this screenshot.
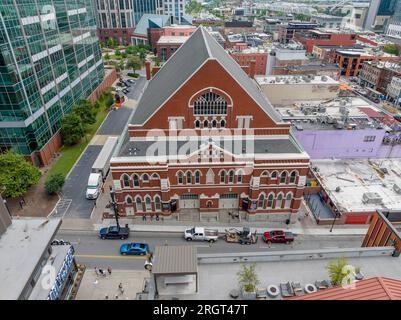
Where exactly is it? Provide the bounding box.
[180,194,199,209]
[219,193,239,209]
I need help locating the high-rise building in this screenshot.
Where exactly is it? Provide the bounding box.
[95,0,164,44]
[364,0,397,32]
[386,0,401,44]
[0,0,104,165]
[163,0,186,24]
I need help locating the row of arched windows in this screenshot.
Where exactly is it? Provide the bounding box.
[125,195,161,212]
[121,173,160,188]
[194,119,226,129]
[260,170,298,184]
[257,192,293,209]
[176,169,244,185]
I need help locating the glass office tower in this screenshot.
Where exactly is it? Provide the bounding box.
[0,0,104,165]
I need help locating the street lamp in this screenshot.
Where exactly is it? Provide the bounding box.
[109,187,120,228]
[329,209,339,233]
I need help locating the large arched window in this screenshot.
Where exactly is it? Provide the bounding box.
[212,119,217,128]
[135,197,142,212]
[194,120,200,128]
[228,170,234,183]
[145,196,152,211]
[177,171,183,184]
[193,92,228,115]
[133,174,139,187]
[276,193,284,209]
[237,170,243,183]
[271,171,278,179]
[285,193,293,209]
[186,171,192,184]
[126,196,133,204]
[151,173,160,180]
[203,119,209,128]
[220,170,226,183]
[122,174,130,187]
[142,174,149,182]
[267,193,274,208]
[206,168,214,184]
[258,194,265,208]
[220,119,226,128]
[154,196,161,211]
[195,171,201,184]
[280,171,287,184]
[290,171,298,184]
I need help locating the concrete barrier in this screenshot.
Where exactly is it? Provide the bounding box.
[197,247,394,264]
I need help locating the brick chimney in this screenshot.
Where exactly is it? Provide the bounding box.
[249,60,256,79]
[145,61,151,80]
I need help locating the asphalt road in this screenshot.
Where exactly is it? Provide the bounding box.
[56,230,364,270]
[56,76,146,219]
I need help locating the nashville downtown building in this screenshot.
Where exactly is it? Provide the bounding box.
[0,0,104,166]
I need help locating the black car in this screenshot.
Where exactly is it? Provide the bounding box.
[99,225,130,240]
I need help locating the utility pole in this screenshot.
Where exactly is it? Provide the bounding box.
[109,186,120,228]
[329,210,339,233]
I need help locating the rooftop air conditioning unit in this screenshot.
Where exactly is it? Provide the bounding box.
[362,192,382,204]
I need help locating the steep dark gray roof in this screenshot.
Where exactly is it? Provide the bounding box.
[131,27,282,125]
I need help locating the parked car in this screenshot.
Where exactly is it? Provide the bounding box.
[120,242,149,255]
[262,230,294,244]
[116,82,126,87]
[122,89,130,94]
[127,79,136,83]
[99,225,130,240]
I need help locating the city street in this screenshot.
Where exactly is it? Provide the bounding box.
[53,76,146,219]
[56,230,364,270]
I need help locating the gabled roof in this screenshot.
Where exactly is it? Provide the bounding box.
[288,277,401,300]
[131,27,282,125]
[133,14,171,36]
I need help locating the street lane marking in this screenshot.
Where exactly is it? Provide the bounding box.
[75,254,147,260]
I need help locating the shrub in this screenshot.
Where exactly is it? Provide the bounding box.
[45,173,65,195]
[127,73,139,78]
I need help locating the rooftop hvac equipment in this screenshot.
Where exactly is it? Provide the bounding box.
[335,186,341,192]
[321,75,328,82]
[362,192,383,204]
[393,184,401,194]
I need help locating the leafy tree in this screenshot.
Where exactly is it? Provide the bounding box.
[72,100,96,127]
[104,53,111,61]
[152,56,161,67]
[126,56,142,75]
[186,0,203,16]
[237,263,259,293]
[45,173,65,195]
[0,150,41,198]
[294,13,310,21]
[61,113,85,146]
[383,43,399,55]
[107,37,116,48]
[326,257,354,285]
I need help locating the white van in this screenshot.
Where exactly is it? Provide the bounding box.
[86,173,102,200]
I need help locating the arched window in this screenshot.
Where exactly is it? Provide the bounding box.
[126,196,133,204]
[285,193,293,209]
[280,171,287,184]
[258,194,265,208]
[220,119,226,128]
[276,193,284,209]
[261,171,269,177]
[154,196,161,211]
[228,170,234,183]
[142,174,149,182]
[177,171,183,184]
[133,174,139,187]
[267,193,274,208]
[122,174,130,187]
[206,168,214,184]
[220,170,226,183]
[237,170,243,183]
[290,171,298,183]
[271,171,278,179]
[212,119,217,128]
[193,91,228,115]
[135,197,142,212]
[203,119,208,128]
[195,171,201,184]
[151,173,160,179]
[186,171,192,184]
[194,120,200,128]
[145,196,152,211]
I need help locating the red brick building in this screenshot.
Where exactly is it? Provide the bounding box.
[295,30,357,53]
[230,49,268,76]
[110,27,310,222]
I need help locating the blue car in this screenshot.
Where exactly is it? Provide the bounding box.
[120,242,149,256]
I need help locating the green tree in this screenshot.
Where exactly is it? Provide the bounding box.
[383,43,399,55]
[45,173,65,195]
[126,56,142,75]
[104,53,111,61]
[0,150,41,198]
[294,13,310,21]
[237,263,259,293]
[326,257,354,285]
[61,113,85,146]
[72,100,96,127]
[152,56,161,67]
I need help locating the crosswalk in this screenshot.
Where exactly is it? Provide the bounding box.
[49,198,72,218]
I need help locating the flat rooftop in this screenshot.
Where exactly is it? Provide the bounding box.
[0,218,61,300]
[157,36,189,44]
[274,96,388,130]
[312,159,401,213]
[255,75,339,85]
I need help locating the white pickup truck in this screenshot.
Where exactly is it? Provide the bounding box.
[184,227,219,243]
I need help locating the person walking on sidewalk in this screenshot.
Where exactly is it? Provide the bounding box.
[118,282,124,294]
[107,267,112,275]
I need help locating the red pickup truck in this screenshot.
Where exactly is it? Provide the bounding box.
[263,230,294,244]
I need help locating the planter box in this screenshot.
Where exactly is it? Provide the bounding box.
[241,288,256,300]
